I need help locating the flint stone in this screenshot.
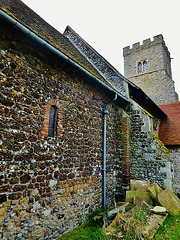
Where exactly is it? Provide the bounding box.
[17,233,23,239]
[31,189,39,197]
[28,221,34,227]
[44,210,51,216]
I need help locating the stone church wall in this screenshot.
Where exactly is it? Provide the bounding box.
[0,23,123,239]
[129,103,174,189]
[0,19,175,240]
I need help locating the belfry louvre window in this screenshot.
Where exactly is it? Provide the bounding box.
[138,62,142,73]
[48,105,58,137]
[138,60,148,73]
[143,60,148,72]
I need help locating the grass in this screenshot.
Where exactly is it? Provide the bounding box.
[155,214,180,240]
[104,204,151,240]
[58,209,107,240]
[133,207,150,225]
[58,210,180,240]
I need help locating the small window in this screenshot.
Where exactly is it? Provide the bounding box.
[48,105,58,137]
[143,61,148,72]
[138,62,142,73]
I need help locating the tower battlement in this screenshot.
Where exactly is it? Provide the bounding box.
[123,34,170,59]
[123,34,176,104]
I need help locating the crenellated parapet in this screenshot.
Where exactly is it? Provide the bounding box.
[123,34,170,60]
[123,34,176,104]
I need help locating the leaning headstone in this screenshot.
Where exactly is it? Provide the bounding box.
[130,180,150,192]
[133,195,153,205]
[158,188,180,215]
[142,213,168,239]
[126,191,153,205]
[148,182,162,201]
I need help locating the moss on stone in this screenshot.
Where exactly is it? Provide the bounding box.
[150,131,171,157]
[143,108,154,119]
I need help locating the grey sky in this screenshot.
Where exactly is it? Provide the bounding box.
[22,0,180,97]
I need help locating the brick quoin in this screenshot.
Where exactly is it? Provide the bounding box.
[121,117,131,195]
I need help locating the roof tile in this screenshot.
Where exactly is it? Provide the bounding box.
[0,0,106,84]
[158,102,180,145]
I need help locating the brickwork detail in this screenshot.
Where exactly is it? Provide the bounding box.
[115,113,131,201]
[41,99,63,138]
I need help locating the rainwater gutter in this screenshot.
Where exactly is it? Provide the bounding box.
[0,9,130,105]
[102,94,117,209]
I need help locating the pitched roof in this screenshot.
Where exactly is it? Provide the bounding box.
[64,26,167,119]
[64,25,129,96]
[0,0,167,118]
[0,0,106,84]
[158,102,180,145]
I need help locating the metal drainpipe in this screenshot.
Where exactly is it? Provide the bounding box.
[102,94,117,209]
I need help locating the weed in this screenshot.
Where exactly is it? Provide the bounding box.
[58,208,180,240]
[133,207,149,225]
[112,211,147,239]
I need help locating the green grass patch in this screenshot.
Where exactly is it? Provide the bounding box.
[58,210,180,240]
[58,209,107,240]
[155,214,180,240]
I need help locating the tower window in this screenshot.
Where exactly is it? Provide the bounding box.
[48,105,58,137]
[138,62,142,73]
[138,60,148,74]
[143,61,148,72]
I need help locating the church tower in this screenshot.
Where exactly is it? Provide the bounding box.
[123,34,177,104]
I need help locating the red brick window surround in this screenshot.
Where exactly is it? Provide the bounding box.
[48,105,58,137]
[41,99,63,138]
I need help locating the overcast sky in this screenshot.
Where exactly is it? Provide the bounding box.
[22,0,180,97]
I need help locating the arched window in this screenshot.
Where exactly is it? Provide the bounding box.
[143,60,148,72]
[41,99,63,138]
[138,62,142,73]
[48,105,58,137]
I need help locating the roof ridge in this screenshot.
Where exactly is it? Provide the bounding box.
[64,25,129,83]
[158,101,180,106]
